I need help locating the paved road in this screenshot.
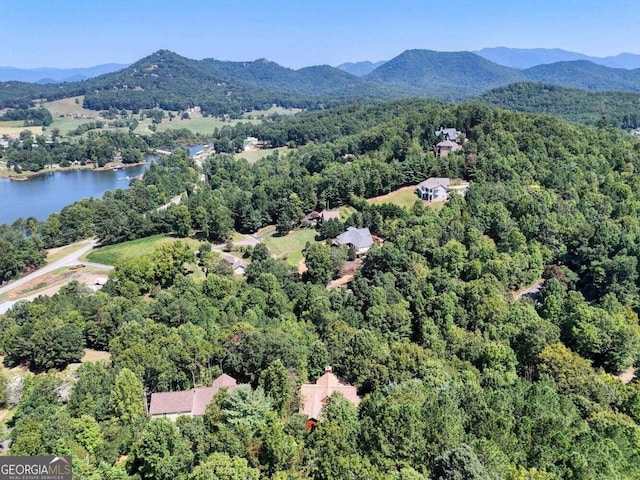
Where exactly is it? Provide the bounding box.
[0,239,110,296]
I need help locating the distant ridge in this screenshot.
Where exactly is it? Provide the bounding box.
[337,60,387,76]
[476,47,640,70]
[0,63,128,83]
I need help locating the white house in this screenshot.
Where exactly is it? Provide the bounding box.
[416,178,451,201]
[416,177,470,201]
[243,137,259,151]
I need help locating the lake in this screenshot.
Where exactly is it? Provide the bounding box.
[0,156,156,225]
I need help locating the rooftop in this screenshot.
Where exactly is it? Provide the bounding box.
[300,367,361,421]
[149,373,241,417]
[417,177,451,190]
[335,227,373,250]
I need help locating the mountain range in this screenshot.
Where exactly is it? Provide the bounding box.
[474,47,640,70]
[0,64,128,84]
[2,49,640,119]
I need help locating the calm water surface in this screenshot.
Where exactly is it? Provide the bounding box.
[0,156,156,225]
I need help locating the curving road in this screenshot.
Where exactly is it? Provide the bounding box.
[0,239,112,297]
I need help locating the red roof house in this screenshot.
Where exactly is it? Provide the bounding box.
[299,366,361,429]
[149,373,240,419]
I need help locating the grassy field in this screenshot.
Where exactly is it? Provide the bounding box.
[234,147,289,164]
[85,234,201,266]
[367,185,448,211]
[367,186,422,209]
[42,96,96,117]
[0,121,43,138]
[0,101,301,140]
[263,228,318,266]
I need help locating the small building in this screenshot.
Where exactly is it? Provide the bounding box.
[436,139,462,157]
[231,260,247,275]
[300,366,361,430]
[319,210,341,223]
[221,255,247,275]
[149,374,240,420]
[243,137,259,151]
[434,127,461,141]
[335,227,374,256]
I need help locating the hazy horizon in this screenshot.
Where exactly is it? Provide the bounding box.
[3,0,640,69]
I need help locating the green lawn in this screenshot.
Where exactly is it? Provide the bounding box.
[234,147,289,164]
[42,96,96,117]
[85,234,201,266]
[263,228,318,266]
[367,186,422,209]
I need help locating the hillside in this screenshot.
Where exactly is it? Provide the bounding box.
[524,60,640,93]
[0,51,399,116]
[4,100,640,478]
[364,49,525,99]
[4,49,640,116]
[478,82,640,127]
[477,47,640,69]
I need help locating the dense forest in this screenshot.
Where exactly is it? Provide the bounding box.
[480,82,640,127]
[3,101,640,478]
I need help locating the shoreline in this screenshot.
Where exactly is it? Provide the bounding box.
[1,159,149,182]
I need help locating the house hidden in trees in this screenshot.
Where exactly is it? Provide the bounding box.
[334,227,374,256]
[436,139,462,157]
[434,127,461,141]
[243,136,259,151]
[149,374,241,420]
[303,209,341,227]
[300,366,361,430]
[416,177,470,202]
[435,127,463,157]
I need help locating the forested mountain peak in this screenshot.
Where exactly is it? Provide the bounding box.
[365,49,525,99]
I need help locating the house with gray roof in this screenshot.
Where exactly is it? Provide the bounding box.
[435,127,461,141]
[335,227,373,256]
[416,177,470,202]
[416,177,450,201]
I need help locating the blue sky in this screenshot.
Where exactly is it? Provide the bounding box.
[3,0,640,68]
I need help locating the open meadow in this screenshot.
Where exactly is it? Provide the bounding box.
[85,234,201,266]
[262,228,318,266]
[234,146,289,164]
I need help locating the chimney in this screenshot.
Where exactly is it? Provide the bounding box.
[324,366,332,373]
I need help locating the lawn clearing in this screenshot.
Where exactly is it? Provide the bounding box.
[42,96,97,117]
[263,228,318,266]
[234,147,289,164]
[85,234,201,266]
[0,121,42,138]
[367,186,422,209]
[81,349,111,363]
[46,239,93,264]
